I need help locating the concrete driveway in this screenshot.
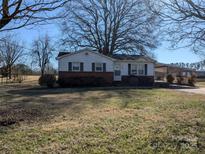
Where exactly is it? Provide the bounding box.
[177,87,205,95]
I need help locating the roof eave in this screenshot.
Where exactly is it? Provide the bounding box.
[56,50,116,61]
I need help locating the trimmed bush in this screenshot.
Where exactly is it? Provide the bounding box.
[177,76,184,85]
[138,76,154,86]
[128,76,139,86]
[188,74,197,86]
[39,74,56,88]
[121,76,154,87]
[166,74,175,84]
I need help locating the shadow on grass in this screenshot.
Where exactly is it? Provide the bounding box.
[7,86,153,97]
[0,86,154,128]
[0,95,79,127]
[168,84,198,89]
[155,81,198,89]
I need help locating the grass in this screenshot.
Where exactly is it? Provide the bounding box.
[0,75,40,85]
[197,81,205,88]
[0,83,205,153]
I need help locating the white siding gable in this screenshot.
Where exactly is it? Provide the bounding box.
[58,51,114,72]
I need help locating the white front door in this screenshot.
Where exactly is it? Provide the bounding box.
[114,64,121,81]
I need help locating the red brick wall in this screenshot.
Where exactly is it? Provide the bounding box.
[59,71,114,84]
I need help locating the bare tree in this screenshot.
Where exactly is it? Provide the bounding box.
[0,35,24,79]
[31,35,53,76]
[61,0,159,56]
[0,0,68,32]
[155,0,205,55]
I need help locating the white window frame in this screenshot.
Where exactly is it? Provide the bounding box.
[138,64,145,75]
[131,64,145,76]
[131,64,138,75]
[95,63,103,72]
[72,62,81,72]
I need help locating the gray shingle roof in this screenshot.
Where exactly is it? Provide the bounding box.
[111,54,145,60]
[57,52,71,57]
[57,52,155,62]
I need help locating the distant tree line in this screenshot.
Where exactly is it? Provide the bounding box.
[171,61,205,71]
[0,63,57,78]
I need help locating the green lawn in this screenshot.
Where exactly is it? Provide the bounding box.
[0,84,205,153]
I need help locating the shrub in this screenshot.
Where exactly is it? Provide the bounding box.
[177,76,184,85]
[166,74,175,84]
[39,74,56,88]
[138,76,154,86]
[58,78,66,87]
[121,76,138,86]
[128,76,139,86]
[121,76,154,87]
[188,74,197,86]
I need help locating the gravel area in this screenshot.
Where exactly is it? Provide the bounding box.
[177,88,205,95]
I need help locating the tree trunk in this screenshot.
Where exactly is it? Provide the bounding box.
[41,69,44,77]
[7,66,12,79]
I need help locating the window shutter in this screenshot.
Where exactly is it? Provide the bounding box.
[92,63,95,72]
[103,63,106,72]
[80,63,84,72]
[145,64,147,76]
[128,64,131,75]
[68,62,72,71]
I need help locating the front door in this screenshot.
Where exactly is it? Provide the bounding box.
[114,64,121,81]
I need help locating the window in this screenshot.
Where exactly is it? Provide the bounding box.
[95,63,103,72]
[115,70,121,76]
[138,64,144,75]
[131,64,145,76]
[72,62,80,72]
[131,64,138,75]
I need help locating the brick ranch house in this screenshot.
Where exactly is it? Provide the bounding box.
[56,49,156,86]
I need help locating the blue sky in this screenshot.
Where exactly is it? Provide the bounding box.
[14,24,201,68]
[154,45,201,64]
